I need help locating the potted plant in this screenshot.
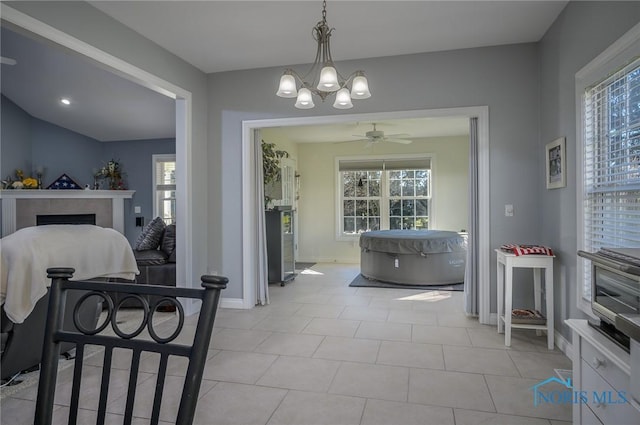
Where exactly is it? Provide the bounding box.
[262,140,288,209]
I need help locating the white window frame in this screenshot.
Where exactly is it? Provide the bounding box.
[340,169,384,236]
[576,23,640,317]
[335,154,433,241]
[152,154,176,224]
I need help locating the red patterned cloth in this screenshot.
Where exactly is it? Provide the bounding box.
[500,244,554,256]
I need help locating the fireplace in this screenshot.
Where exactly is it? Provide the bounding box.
[37,214,97,226]
[0,189,134,236]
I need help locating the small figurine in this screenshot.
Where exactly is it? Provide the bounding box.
[2,175,16,189]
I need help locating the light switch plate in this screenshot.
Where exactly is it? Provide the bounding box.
[134,206,141,214]
[505,204,514,217]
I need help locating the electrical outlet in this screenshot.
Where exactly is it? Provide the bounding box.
[505,204,514,217]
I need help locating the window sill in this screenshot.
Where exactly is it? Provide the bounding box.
[336,234,362,243]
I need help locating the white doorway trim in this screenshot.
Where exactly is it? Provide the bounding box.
[1,5,196,313]
[241,107,491,324]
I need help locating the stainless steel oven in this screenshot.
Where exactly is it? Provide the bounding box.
[578,248,640,350]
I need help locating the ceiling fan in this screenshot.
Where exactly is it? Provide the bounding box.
[349,123,412,146]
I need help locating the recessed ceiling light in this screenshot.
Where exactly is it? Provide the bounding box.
[60,98,71,106]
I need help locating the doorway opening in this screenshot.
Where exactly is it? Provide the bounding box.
[242,107,491,324]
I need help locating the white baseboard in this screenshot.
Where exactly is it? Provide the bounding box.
[297,257,359,264]
[555,330,572,358]
[220,297,245,310]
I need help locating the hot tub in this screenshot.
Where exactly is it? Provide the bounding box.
[359,230,467,285]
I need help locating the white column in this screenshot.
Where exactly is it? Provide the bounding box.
[112,198,125,234]
[1,197,17,237]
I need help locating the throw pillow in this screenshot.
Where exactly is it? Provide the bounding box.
[134,217,166,251]
[160,224,176,256]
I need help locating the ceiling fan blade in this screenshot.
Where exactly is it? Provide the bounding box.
[334,138,369,144]
[387,138,412,144]
[385,133,410,138]
[1,56,17,66]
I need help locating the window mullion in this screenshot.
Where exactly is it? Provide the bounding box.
[381,171,389,229]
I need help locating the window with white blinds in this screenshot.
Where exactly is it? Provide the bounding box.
[581,56,640,300]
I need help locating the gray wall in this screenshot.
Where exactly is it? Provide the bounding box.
[31,117,103,187]
[7,1,209,288]
[1,95,31,180]
[208,43,542,299]
[105,138,175,244]
[538,1,640,341]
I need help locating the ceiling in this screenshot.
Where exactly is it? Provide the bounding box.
[0,26,176,142]
[90,0,567,74]
[1,1,568,142]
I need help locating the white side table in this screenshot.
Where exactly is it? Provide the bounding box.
[496,249,555,349]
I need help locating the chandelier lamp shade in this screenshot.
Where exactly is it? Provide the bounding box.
[276,0,371,109]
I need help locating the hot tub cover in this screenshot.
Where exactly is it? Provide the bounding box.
[359,230,467,255]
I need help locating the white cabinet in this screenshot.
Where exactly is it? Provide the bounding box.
[566,319,640,424]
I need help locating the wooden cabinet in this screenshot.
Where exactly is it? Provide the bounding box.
[266,207,295,286]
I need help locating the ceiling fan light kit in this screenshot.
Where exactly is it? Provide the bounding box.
[347,123,413,146]
[276,0,371,109]
[0,56,17,66]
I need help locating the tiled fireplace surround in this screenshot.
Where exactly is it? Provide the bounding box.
[0,190,134,236]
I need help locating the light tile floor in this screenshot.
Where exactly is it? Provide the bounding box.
[1,263,572,424]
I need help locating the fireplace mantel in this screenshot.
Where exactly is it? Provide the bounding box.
[0,190,135,236]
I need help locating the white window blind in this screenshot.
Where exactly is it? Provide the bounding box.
[338,158,431,171]
[582,56,640,300]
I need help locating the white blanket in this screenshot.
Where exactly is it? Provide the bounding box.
[0,225,139,324]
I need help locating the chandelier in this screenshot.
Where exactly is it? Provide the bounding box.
[276,0,371,109]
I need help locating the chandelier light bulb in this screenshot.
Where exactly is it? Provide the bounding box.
[333,88,353,109]
[350,73,371,99]
[317,66,340,92]
[276,73,298,98]
[294,88,315,109]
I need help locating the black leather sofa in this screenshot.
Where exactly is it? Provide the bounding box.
[111,223,177,308]
[1,288,101,381]
[134,223,176,287]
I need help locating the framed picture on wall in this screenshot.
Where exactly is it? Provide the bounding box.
[546,137,566,189]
